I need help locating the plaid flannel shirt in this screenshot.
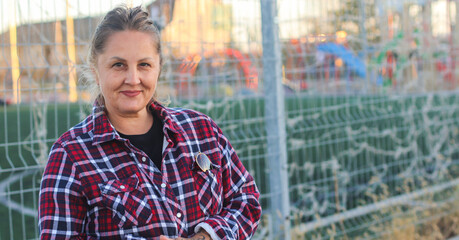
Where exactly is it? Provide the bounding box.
[39,102,261,240]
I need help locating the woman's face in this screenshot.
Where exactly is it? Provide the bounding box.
[95,30,160,119]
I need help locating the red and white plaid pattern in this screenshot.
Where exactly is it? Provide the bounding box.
[39,103,261,240]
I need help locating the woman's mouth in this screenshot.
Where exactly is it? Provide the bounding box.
[121,90,141,97]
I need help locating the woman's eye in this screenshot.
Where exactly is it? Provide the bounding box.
[112,62,124,68]
[139,62,151,67]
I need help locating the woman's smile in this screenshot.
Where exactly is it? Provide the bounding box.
[120,90,142,97]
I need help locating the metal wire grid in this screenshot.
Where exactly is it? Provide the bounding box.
[1,0,459,239]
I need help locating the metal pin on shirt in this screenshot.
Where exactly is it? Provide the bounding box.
[195,152,211,172]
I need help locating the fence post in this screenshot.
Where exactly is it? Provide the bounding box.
[260,0,291,239]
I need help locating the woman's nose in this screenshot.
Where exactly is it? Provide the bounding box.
[124,67,141,84]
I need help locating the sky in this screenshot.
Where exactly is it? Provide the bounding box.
[0,0,154,32]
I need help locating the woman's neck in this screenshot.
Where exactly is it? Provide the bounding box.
[107,109,154,135]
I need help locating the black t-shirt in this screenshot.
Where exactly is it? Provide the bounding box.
[119,114,164,170]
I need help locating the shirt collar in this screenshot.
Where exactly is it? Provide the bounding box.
[150,102,182,134]
[91,103,118,145]
[90,101,182,145]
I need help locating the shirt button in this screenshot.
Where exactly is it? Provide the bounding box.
[176,212,182,218]
[161,183,166,188]
[120,185,125,189]
[141,157,147,162]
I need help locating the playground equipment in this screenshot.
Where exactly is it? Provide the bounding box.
[316,43,366,78]
[372,31,454,89]
[176,48,259,97]
[282,37,367,93]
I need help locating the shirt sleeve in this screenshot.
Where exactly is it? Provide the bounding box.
[195,119,262,240]
[38,142,90,239]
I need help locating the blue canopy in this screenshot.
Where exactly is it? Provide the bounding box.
[317,43,366,78]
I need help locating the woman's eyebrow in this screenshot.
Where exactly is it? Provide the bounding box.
[139,57,154,62]
[109,56,126,61]
[109,56,154,62]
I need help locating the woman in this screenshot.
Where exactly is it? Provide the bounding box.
[38,5,261,240]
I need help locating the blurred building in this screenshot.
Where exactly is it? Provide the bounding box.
[0,17,99,102]
[159,0,233,57]
[0,0,234,102]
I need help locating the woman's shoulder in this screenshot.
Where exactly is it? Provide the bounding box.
[164,106,220,130]
[166,106,212,122]
[54,115,95,146]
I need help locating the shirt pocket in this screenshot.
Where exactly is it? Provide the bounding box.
[98,175,152,229]
[192,162,223,216]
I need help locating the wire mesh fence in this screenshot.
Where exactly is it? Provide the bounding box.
[1,0,459,239]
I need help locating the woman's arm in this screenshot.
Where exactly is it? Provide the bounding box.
[194,119,262,240]
[39,143,90,239]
